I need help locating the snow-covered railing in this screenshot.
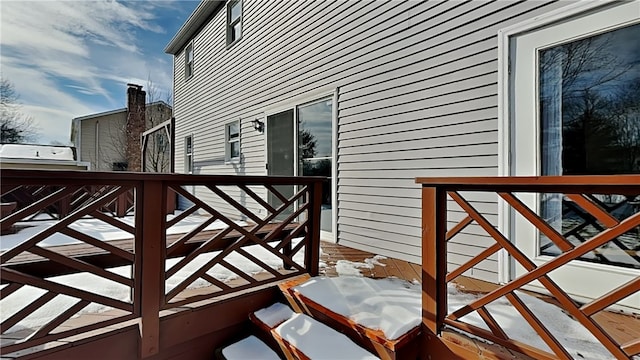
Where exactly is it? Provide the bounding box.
[0,169,323,357]
[417,175,640,360]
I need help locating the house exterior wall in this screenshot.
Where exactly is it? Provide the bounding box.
[170,0,569,282]
[75,102,173,172]
[79,112,127,171]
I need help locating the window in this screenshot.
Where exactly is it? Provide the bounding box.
[226,0,242,47]
[185,43,194,79]
[225,120,240,162]
[185,135,193,173]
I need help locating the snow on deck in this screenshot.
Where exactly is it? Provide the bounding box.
[275,313,379,360]
[253,303,294,328]
[327,260,619,360]
[294,276,421,340]
[221,335,280,360]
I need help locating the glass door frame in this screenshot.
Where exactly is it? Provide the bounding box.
[498,1,640,310]
[263,89,338,242]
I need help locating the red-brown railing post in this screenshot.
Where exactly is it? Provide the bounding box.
[305,180,322,276]
[136,179,166,358]
[116,192,127,218]
[422,186,447,335]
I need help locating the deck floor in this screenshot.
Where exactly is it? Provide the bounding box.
[318,240,640,359]
[3,240,638,359]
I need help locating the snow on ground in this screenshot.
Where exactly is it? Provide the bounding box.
[327,258,618,360]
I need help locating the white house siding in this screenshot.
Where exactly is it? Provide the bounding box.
[171,0,569,282]
[79,113,127,172]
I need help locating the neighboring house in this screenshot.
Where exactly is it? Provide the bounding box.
[0,143,90,171]
[165,1,639,307]
[71,84,173,172]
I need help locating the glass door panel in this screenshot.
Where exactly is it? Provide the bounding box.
[267,110,294,218]
[538,23,640,269]
[511,2,640,310]
[298,99,333,234]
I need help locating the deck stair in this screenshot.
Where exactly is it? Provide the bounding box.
[282,275,421,360]
[219,274,422,359]
[250,302,379,360]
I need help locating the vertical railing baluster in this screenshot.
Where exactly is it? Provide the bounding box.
[305,180,322,276]
[422,186,447,336]
[137,179,166,358]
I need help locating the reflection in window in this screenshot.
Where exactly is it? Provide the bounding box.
[298,99,333,232]
[226,120,240,162]
[539,23,640,268]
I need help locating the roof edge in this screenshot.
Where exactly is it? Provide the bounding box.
[165,0,225,55]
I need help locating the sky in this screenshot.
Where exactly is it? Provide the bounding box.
[0,0,200,145]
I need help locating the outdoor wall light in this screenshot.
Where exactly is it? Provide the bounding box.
[251,118,264,133]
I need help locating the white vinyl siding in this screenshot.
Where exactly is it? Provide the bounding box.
[171,0,569,282]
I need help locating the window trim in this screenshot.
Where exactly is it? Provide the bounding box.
[185,135,193,174]
[226,0,242,48]
[225,120,241,164]
[185,42,194,80]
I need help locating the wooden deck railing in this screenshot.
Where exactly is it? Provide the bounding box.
[417,175,640,360]
[0,169,323,357]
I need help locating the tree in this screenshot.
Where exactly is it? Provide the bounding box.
[1,78,39,143]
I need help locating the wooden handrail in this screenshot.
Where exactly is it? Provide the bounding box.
[419,176,640,359]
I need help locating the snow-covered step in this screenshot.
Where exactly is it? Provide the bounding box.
[251,302,295,332]
[284,276,422,360]
[219,335,280,360]
[274,313,379,360]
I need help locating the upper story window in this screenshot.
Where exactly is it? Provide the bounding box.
[225,120,240,162]
[226,0,242,47]
[185,135,193,173]
[185,43,194,79]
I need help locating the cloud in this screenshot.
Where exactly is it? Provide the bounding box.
[0,0,183,144]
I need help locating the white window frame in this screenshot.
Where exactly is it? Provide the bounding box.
[225,120,241,163]
[226,0,242,47]
[497,1,640,308]
[185,135,193,174]
[185,43,194,79]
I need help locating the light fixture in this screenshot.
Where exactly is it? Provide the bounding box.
[251,118,264,133]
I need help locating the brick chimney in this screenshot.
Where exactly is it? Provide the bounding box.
[125,83,146,172]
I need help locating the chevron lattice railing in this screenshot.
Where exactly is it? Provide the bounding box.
[417,175,640,360]
[0,170,323,358]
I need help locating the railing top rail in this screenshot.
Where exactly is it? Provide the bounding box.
[416,175,640,194]
[0,169,326,185]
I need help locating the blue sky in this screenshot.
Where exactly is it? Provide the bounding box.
[0,0,200,145]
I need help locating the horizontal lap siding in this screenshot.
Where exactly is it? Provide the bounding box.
[172,0,567,282]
